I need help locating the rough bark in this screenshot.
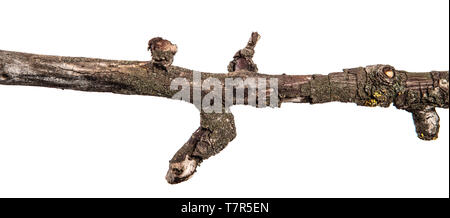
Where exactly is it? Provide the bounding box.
[0,33,448,184]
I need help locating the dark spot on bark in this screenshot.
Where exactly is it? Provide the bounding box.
[235,58,249,71]
[0,63,7,80]
[0,73,10,81]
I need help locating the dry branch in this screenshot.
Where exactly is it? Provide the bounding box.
[0,33,448,184]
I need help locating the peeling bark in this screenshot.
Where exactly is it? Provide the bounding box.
[0,33,448,184]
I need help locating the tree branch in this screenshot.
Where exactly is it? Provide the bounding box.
[0,33,448,184]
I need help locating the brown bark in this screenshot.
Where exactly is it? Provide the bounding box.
[0,33,448,184]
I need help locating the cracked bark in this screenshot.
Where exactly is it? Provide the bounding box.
[0,33,448,184]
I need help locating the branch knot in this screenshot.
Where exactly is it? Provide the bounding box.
[148,37,177,70]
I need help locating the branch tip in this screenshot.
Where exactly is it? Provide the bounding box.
[166,113,236,184]
[410,107,440,141]
[246,32,261,49]
[227,32,261,73]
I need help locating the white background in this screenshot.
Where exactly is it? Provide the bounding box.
[0,0,448,197]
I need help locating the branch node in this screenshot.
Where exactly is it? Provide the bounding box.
[228,32,260,73]
[148,37,177,70]
[360,64,401,107]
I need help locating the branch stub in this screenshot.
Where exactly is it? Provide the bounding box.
[148,37,177,70]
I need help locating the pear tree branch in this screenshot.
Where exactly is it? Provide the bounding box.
[0,33,448,184]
